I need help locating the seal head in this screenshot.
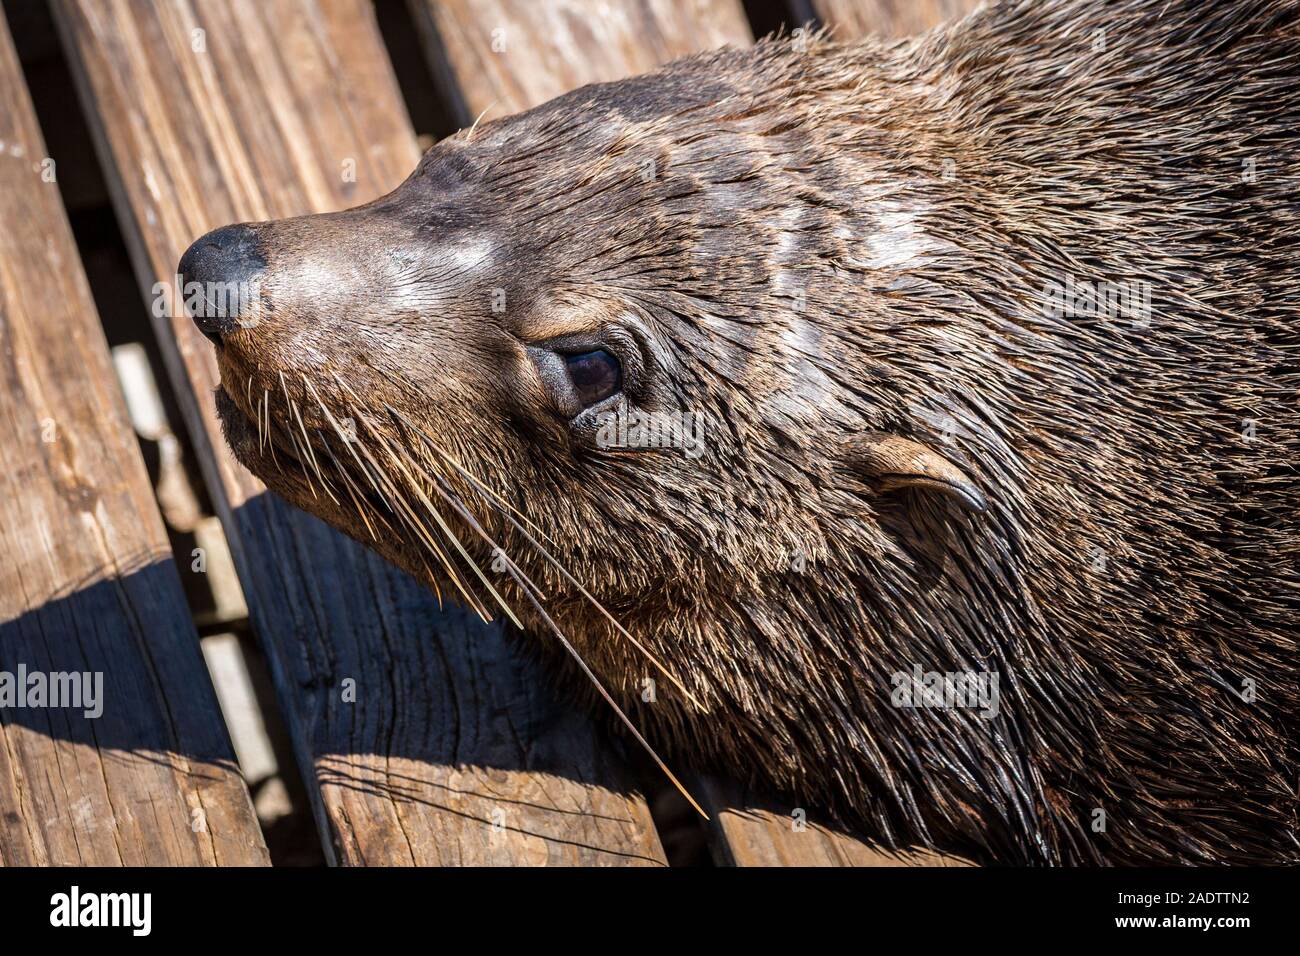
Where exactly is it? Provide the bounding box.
[180,0,1299,865]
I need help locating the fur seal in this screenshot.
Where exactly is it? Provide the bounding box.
[178,0,1298,864]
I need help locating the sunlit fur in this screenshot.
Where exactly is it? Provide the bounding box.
[209,0,1297,864]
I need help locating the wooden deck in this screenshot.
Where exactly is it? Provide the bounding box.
[1,0,975,866]
[0,10,266,865]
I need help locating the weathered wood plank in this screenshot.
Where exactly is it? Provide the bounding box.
[409,0,753,122]
[806,0,983,39]
[0,7,266,866]
[54,0,665,866]
[701,780,972,866]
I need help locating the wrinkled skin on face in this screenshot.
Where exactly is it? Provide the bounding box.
[194,0,1298,865]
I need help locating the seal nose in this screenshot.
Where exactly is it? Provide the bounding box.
[177,223,265,345]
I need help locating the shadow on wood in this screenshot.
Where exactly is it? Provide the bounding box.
[0,562,267,865]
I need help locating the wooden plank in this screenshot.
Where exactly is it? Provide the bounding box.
[54,0,665,866]
[0,7,266,866]
[805,0,983,39]
[701,780,972,866]
[409,0,754,123]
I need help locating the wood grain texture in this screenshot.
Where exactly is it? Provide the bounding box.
[0,8,266,866]
[54,0,664,866]
[410,0,753,123]
[701,780,972,866]
[808,0,982,39]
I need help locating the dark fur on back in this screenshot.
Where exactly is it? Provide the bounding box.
[202,0,1298,864]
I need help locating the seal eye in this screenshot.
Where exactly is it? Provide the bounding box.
[564,349,622,408]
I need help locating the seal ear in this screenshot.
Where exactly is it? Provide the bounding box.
[842,433,987,513]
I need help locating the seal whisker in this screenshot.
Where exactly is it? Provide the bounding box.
[383,403,554,545]
[303,376,458,613]
[388,420,710,817]
[261,389,279,471]
[280,374,322,494]
[260,388,270,456]
[292,403,340,506]
[375,466,723,833]
[332,398,496,622]
[321,374,497,616]
[286,427,320,501]
[500,556,708,821]
[369,427,523,629]
[276,370,341,505]
[379,469,495,621]
[246,374,268,462]
[319,436,379,543]
[384,403,703,711]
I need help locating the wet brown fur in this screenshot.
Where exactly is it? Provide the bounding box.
[198,0,1298,864]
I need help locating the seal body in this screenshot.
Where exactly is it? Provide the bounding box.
[181,0,1299,864]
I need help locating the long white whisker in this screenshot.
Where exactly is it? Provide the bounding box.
[395,417,703,711]
[384,404,554,545]
[371,430,522,628]
[502,559,708,821]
